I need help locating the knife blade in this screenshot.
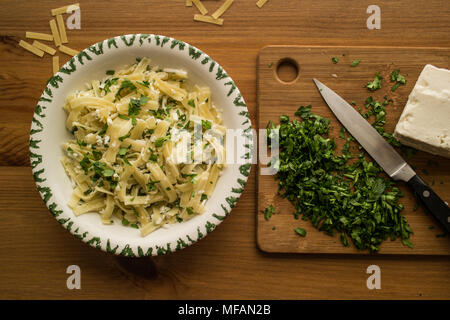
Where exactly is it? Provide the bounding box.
[313,78,450,233]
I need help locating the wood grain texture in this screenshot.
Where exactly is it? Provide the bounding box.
[0,0,449,299]
[257,46,450,255]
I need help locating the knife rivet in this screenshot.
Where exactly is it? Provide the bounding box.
[423,190,430,198]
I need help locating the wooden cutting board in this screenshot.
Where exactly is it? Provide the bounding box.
[257,46,450,255]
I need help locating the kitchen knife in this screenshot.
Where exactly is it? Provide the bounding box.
[313,78,450,233]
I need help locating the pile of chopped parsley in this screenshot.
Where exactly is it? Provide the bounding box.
[267,105,413,252]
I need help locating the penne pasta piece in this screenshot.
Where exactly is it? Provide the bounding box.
[51,3,80,16]
[192,0,208,15]
[26,32,53,41]
[212,0,234,19]
[53,56,60,74]
[49,19,62,47]
[256,0,269,8]
[56,14,68,44]
[19,40,44,57]
[32,40,56,55]
[193,14,224,26]
[58,44,79,56]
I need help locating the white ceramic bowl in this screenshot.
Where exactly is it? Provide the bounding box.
[30,34,252,256]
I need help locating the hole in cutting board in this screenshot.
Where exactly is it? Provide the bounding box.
[276,58,299,84]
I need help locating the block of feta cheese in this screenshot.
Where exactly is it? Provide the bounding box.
[393,64,450,159]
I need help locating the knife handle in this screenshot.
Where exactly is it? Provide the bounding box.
[407,175,450,233]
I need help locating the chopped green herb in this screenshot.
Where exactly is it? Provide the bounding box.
[366,73,383,91]
[118,114,130,120]
[146,180,160,192]
[340,233,349,246]
[106,70,115,75]
[332,57,339,64]
[139,95,149,106]
[149,153,158,162]
[154,137,167,148]
[92,161,115,179]
[102,78,118,93]
[128,95,149,117]
[202,119,212,130]
[294,227,307,237]
[118,133,130,142]
[350,60,360,67]
[188,99,195,108]
[181,172,197,184]
[402,238,413,248]
[261,204,275,221]
[116,79,137,99]
[122,218,130,226]
[137,80,150,87]
[77,139,87,147]
[102,169,114,177]
[267,105,413,252]
[122,156,131,166]
[98,124,108,136]
[280,115,289,123]
[92,150,102,160]
[118,148,127,156]
[391,83,401,92]
[79,155,91,175]
[390,69,406,91]
[339,127,346,139]
[186,207,195,215]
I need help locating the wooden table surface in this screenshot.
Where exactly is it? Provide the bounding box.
[0,0,449,299]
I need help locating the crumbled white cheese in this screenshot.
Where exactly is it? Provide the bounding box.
[160,206,170,214]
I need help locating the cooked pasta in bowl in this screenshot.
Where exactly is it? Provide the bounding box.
[30,34,252,256]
